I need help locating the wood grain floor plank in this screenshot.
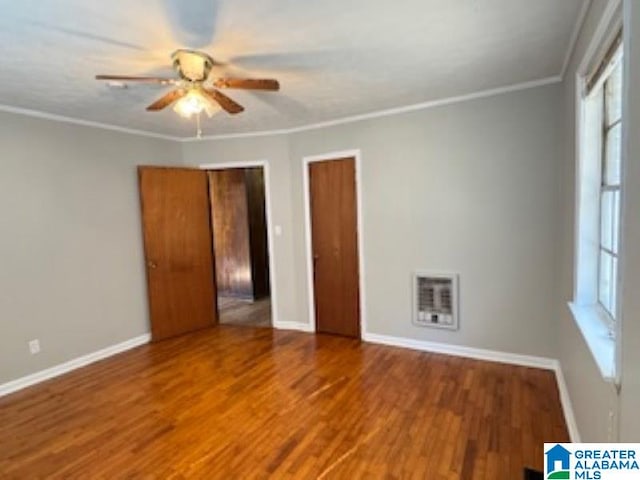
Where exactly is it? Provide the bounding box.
[218,296,271,328]
[0,326,568,478]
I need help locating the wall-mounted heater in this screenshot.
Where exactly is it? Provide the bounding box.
[413,272,459,330]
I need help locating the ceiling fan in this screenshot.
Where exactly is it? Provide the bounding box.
[96,49,280,135]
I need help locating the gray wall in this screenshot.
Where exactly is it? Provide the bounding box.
[619,0,640,441]
[0,113,180,384]
[183,84,563,358]
[181,135,300,328]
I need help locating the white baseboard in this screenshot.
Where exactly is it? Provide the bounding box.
[272,321,315,333]
[362,332,557,370]
[0,334,151,398]
[553,362,582,442]
[362,332,580,442]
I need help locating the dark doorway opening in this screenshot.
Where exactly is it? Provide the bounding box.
[207,166,271,328]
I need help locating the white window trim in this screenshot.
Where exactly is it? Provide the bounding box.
[571,1,622,383]
[568,303,616,379]
[597,72,622,325]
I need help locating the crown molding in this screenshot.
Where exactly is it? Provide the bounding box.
[560,0,593,80]
[0,104,181,141]
[182,126,292,141]
[0,75,562,143]
[182,75,562,142]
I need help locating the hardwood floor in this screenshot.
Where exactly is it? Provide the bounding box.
[218,296,271,328]
[0,327,568,479]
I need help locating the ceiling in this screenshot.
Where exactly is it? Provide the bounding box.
[0,0,585,138]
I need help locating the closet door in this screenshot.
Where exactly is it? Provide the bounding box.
[308,157,361,338]
[139,167,218,341]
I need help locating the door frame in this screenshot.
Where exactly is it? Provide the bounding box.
[199,160,279,327]
[302,149,367,338]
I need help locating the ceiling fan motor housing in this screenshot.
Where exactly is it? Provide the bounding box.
[171,49,214,82]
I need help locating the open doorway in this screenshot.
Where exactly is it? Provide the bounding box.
[207,165,272,328]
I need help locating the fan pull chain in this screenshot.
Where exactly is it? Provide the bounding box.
[196,112,202,139]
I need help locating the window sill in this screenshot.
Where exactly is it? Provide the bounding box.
[568,302,616,381]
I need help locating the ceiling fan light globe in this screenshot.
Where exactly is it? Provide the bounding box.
[172,89,220,119]
[203,101,221,118]
[173,93,203,118]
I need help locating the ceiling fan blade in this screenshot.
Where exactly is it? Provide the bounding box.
[96,75,177,85]
[203,89,245,114]
[30,22,146,51]
[213,78,280,91]
[146,89,187,111]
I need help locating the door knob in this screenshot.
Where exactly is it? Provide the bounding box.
[148,260,158,269]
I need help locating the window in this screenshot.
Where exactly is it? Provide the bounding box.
[571,30,623,380]
[598,60,623,322]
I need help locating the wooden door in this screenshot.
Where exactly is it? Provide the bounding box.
[244,168,270,298]
[139,167,218,341]
[308,158,361,338]
[208,168,270,300]
[208,169,253,298]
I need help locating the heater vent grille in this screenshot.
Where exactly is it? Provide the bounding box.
[413,273,459,330]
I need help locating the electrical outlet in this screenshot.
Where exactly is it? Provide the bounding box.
[28,339,40,355]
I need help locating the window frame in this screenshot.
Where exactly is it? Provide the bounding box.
[570,13,624,382]
[596,58,623,327]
